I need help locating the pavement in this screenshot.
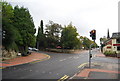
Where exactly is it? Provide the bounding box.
[0,51,50,68]
[68,52,120,80]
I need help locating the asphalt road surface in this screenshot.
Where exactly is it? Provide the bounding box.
[2,49,118,80]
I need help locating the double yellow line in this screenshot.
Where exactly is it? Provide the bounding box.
[58,75,69,81]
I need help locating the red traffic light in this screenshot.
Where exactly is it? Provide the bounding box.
[90,30,96,41]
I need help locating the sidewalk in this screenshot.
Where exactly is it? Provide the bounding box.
[0,52,50,68]
[69,52,120,80]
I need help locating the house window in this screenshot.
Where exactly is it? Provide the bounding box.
[117,46,120,51]
[116,38,120,43]
[107,46,111,49]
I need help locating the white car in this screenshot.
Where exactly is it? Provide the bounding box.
[32,48,38,51]
[28,47,32,50]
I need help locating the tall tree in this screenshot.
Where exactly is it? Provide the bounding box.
[2,2,18,51]
[36,20,46,49]
[41,20,43,34]
[45,21,62,48]
[13,6,36,55]
[61,23,80,49]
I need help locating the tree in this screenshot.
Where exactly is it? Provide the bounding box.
[36,20,46,49]
[41,20,44,34]
[45,21,62,48]
[61,23,80,49]
[82,37,97,49]
[2,1,18,51]
[13,6,36,55]
[100,36,107,52]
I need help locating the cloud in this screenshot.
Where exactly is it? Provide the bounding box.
[5,0,119,45]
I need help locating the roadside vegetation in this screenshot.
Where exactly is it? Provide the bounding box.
[104,51,118,57]
[2,1,98,59]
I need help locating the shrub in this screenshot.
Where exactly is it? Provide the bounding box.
[104,51,116,56]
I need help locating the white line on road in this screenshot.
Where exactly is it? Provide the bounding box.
[59,59,66,61]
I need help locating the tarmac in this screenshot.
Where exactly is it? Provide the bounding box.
[0,50,120,80]
[68,52,120,80]
[0,51,50,69]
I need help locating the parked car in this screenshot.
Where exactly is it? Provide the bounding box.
[28,47,32,50]
[32,48,38,51]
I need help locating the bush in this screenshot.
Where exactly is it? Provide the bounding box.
[104,51,117,57]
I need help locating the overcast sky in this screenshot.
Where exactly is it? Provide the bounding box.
[5,0,119,45]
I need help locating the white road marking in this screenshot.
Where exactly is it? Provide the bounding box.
[60,60,64,61]
[60,59,66,61]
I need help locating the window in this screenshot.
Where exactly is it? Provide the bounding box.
[116,38,120,43]
[117,46,120,51]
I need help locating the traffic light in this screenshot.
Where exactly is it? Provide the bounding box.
[90,30,96,41]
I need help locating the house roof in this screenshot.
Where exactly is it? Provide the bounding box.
[111,32,120,39]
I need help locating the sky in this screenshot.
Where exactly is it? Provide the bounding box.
[5,0,119,45]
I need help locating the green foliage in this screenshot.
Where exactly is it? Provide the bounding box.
[104,51,116,55]
[2,1,36,55]
[2,1,18,51]
[13,6,36,54]
[100,36,107,52]
[82,37,97,49]
[61,23,81,49]
[82,37,91,49]
[2,1,100,53]
[36,20,46,49]
[45,21,62,48]
[40,20,43,34]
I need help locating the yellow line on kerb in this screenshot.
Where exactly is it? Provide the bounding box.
[78,62,88,68]
[78,62,100,68]
[0,67,6,69]
[30,54,50,64]
[58,75,69,81]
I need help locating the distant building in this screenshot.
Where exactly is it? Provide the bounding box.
[103,32,120,54]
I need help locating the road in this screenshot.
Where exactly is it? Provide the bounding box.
[2,49,118,80]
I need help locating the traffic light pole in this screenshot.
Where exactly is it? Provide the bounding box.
[89,29,96,68]
[89,43,94,68]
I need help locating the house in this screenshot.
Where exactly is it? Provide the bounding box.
[103,32,120,54]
